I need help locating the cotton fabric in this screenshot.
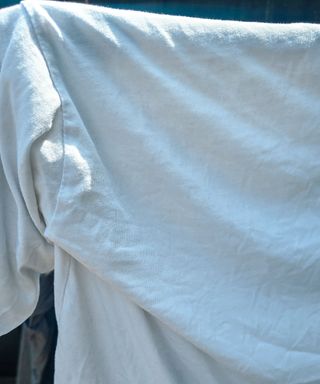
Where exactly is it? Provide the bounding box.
[1,1,320,383]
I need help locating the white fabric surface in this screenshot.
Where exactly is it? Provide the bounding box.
[1,1,320,382]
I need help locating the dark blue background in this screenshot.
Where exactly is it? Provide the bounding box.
[1,0,320,22]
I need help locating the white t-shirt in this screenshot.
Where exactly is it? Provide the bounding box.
[1,1,320,382]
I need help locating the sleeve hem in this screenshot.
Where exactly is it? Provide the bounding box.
[0,245,41,336]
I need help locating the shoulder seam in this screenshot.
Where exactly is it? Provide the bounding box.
[20,0,66,240]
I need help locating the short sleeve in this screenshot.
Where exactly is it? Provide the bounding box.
[0,5,62,335]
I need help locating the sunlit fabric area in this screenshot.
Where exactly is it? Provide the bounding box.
[0,1,320,383]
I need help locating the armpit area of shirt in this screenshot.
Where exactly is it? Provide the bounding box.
[31,106,64,229]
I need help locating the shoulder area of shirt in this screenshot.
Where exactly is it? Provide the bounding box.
[0,4,21,69]
[0,0,316,49]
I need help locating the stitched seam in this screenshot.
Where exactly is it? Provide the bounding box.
[56,253,71,325]
[21,1,66,239]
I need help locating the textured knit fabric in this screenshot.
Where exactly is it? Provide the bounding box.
[1,1,320,383]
